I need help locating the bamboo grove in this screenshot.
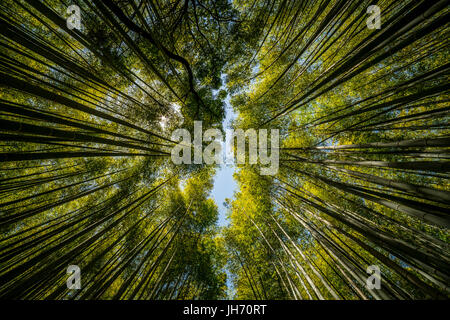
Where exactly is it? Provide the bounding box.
[0,0,449,300]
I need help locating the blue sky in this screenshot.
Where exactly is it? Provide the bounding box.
[212,164,236,226]
[211,92,237,227]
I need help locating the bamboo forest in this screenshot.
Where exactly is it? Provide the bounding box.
[0,0,449,301]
